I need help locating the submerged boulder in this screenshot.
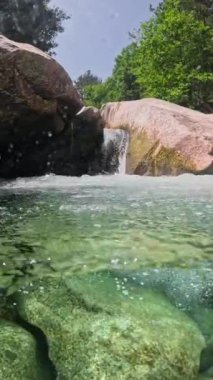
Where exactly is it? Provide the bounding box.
[16,274,205,379]
[0,320,39,379]
[101,98,213,176]
[0,35,103,178]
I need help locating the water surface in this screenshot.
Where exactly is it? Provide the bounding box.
[0,174,212,278]
[0,174,212,374]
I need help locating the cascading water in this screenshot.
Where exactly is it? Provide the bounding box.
[102,129,129,174]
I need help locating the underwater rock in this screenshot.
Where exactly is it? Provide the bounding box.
[0,319,39,380]
[101,98,213,176]
[200,336,213,375]
[0,35,103,178]
[16,275,205,380]
[117,267,213,375]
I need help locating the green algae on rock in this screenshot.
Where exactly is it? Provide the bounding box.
[0,320,39,380]
[16,274,205,380]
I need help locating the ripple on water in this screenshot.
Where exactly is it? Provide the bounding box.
[0,174,212,292]
[0,174,212,379]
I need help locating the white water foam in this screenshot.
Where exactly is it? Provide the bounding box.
[103,129,129,174]
[117,130,129,175]
[0,173,213,194]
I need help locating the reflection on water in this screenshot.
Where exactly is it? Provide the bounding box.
[0,174,212,376]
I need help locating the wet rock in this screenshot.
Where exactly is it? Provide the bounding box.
[16,274,205,379]
[0,35,103,178]
[71,106,104,175]
[101,98,213,176]
[68,271,213,379]
[102,129,129,174]
[0,320,39,379]
[121,267,213,376]
[200,337,213,375]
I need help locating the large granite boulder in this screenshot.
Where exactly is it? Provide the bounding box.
[72,106,105,175]
[0,35,103,178]
[15,274,205,380]
[101,98,213,175]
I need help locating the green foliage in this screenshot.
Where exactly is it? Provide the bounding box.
[84,79,115,108]
[135,0,213,110]
[110,43,142,101]
[84,44,142,108]
[0,0,70,54]
[86,0,212,112]
[75,70,102,99]
[152,0,213,24]
[180,0,213,25]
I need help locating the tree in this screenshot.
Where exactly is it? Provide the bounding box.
[152,0,213,24]
[110,43,142,101]
[78,0,213,112]
[0,0,70,54]
[74,70,102,99]
[84,83,110,108]
[84,44,142,107]
[180,0,213,25]
[84,77,118,108]
[134,0,213,111]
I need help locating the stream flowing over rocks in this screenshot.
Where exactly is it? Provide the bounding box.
[101,99,213,176]
[0,36,213,179]
[102,128,129,174]
[0,35,213,380]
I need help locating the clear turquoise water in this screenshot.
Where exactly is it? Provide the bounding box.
[0,175,212,357]
[0,174,212,284]
[0,174,212,279]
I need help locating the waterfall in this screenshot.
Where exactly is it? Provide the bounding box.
[102,129,129,174]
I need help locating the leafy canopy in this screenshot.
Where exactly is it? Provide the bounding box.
[85,0,213,112]
[0,0,70,54]
[74,70,102,99]
[135,0,213,110]
[84,44,142,108]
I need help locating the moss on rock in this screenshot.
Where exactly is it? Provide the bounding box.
[126,131,196,175]
[0,320,39,380]
[16,274,205,379]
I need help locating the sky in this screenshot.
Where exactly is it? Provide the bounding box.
[52,0,160,81]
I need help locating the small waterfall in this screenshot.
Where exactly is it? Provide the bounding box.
[102,129,129,174]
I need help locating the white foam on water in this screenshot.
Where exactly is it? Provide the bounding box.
[0,173,213,194]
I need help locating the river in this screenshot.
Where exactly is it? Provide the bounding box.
[0,174,212,378]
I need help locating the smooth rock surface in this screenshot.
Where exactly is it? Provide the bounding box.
[16,275,205,380]
[0,35,103,178]
[0,34,82,123]
[101,98,213,175]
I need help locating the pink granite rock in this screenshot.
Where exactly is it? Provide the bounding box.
[101,98,213,175]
